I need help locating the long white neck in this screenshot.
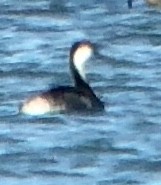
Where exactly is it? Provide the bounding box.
[73,46,93,81]
[73,56,86,80]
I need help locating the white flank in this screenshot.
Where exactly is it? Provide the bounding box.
[21,96,51,116]
[73,44,93,80]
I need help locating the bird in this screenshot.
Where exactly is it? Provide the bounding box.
[127,0,161,8]
[20,41,104,115]
[146,0,161,6]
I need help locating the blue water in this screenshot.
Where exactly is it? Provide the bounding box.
[0,0,161,184]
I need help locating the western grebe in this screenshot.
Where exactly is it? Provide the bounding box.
[127,0,161,8]
[21,41,104,115]
[146,0,161,6]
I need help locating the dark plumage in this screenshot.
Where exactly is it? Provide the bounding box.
[21,41,104,115]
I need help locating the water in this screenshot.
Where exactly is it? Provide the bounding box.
[0,0,161,184]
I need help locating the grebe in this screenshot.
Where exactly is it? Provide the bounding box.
[146,0,161,6]
[127,0,161,7]
[21,41,104,115]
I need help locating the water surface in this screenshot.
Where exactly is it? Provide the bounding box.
[0,0,161,184]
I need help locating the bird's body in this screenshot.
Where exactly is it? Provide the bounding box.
[21,41,104,116]
[128,0,161,8]
[146,0,161,6]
